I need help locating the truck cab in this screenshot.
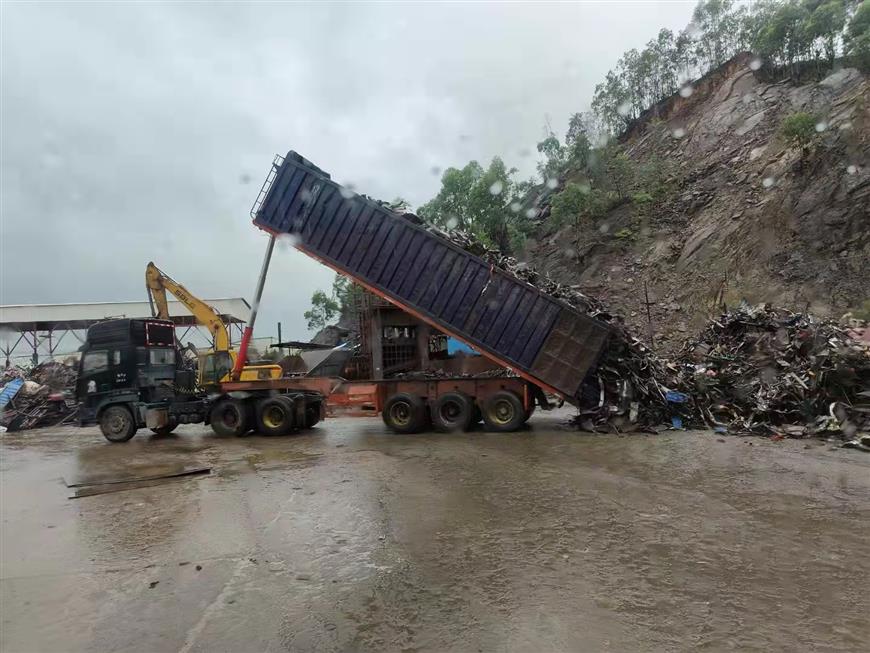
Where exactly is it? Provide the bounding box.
[76,318,207,442]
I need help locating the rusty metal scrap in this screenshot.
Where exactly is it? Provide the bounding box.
[676,304,870,439]
[417,217,870,440]
[1,361,78,432]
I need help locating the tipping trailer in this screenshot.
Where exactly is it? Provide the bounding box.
[250,151,613,432]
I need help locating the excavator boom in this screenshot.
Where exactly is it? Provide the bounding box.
[145,262,230,351]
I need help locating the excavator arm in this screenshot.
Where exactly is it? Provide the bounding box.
[144,262,281,387]
[145,262,230,352]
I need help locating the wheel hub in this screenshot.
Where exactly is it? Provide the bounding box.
[391,402,411,426]
[222,408,239,427]
[494,400,514,424]
[264,406,285,428]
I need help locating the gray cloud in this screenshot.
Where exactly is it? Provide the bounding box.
[1,1,693,343]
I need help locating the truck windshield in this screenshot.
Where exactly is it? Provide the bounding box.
[148,348,176,365]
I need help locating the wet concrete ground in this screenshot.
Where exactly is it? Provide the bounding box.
[2,409,869,652]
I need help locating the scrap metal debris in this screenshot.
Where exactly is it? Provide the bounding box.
[391,367,518,380]
[411,217,681,431]
[676,304,870,440]
[410,214,869,442]
[64,465,211,499]
[0,361,78,432]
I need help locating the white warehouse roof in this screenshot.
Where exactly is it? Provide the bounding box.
[0,298,251,330]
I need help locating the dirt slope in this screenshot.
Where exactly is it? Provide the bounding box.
[526,56,869,352]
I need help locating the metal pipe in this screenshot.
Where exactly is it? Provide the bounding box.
[231,235,276,380]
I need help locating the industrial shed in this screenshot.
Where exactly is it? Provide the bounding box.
[0,299,250,365]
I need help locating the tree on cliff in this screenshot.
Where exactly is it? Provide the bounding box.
[418,157,528,254]
[590,0,862,136]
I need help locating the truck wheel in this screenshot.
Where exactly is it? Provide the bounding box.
[382,393,427,434]
[255,396,296,436]
[100,405,137,443]
[150,425,177,436]
[482,391,525,432]
[304,404,321,428]
[432,392,475,432]
[210,398,250,437]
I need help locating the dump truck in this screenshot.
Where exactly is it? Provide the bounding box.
[249,151,612,432]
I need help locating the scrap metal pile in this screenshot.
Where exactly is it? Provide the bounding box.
[417,217,869,442]
[417,219,682,430]
[676,304,870,442]
[0,362,78,432]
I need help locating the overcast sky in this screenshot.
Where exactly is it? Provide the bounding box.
[1,0,695,350]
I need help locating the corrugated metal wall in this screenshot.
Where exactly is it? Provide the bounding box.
[252,151,610,400]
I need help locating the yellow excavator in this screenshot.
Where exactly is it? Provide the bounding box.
[145,262,282,388]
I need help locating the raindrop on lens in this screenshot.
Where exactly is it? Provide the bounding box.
[339,184,356,199]
[489,181,504,196]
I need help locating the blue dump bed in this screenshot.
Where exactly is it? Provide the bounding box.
[252,151,611,402]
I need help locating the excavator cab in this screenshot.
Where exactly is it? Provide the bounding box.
[197,349,281,389]
[199,351,233,388]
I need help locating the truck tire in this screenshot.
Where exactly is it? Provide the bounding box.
[304,404,321,428]
[482,391,525,432]
[100,405,137,443]
[432,392,475,432]
[210,398,250,437]
[255,396,296,436]
[382,393,427,434]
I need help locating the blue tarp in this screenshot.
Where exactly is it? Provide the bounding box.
[447,338,479,356]
[0,378,25,411]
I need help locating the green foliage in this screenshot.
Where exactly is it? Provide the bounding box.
[536,134,568,181]
[614,228,636,241]
[550,182,589,226]
[590,0,859,135]
[846,0,870,70]
[637,156,673,200]
[304,274,360,331]
[331,274,362,315]
[418,157,529,254]
[547,141,674,232]
[550,182,611,227]
[303,289,340,332]
[602,148,635,200]
[632,192,654,206]
[780,111,820,153]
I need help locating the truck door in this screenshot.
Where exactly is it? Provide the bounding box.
[76,349,120,404]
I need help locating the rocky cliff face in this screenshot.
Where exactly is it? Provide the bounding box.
[526,58,869,352]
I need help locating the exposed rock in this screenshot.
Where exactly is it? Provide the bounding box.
[526,58,869,354]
